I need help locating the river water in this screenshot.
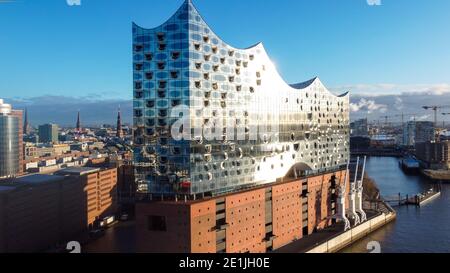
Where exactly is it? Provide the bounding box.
[342,157,450,253]
[84,156,450,253]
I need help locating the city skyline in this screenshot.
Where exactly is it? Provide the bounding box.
[1,0,450,123]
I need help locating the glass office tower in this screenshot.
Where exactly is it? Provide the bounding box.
[38,124,59,144]
[133,0,349,196]
[0,99,21,179]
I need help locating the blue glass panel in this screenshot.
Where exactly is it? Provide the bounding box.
[170,91,181,97]
[164,24,180,31]
[155,53,167,60]
[156,72,168,79]
[171,80,190,88]
[189,71,201,78]
[178,13,189,20]
[213,75,226,82]
[135,35,152,43]
[170,42,189,50]
[211,38,219,45]
[157,100,169,108]
[171,32,188,40]
[189,23,201,32]
[171,61,189,68]
[191,33,202,41]
[189,52,201,60]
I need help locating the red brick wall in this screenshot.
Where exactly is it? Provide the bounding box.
[190,200,216,253]
[225,189,266,253]
[136,202,191,253]
[135,169,348,253]
[272,181,303,249]
[84,169,117,227]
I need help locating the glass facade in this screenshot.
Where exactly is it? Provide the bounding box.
[0,115,20,178]
[38,124,59,144]
[133,0,350,196]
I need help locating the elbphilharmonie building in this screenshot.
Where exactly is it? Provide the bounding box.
[133,0,350,197]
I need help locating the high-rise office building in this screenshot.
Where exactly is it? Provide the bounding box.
[0,99,23,179]
[403,121,435,147]
[38,124,59,144]
[133,0,349,197]
[350,118,368,137]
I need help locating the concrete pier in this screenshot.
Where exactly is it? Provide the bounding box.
[306,211,396,253]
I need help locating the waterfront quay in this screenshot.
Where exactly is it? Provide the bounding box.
[275,208,396,253]
[342,157,450,253]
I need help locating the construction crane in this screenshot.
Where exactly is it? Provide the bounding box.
[393,113,418,124]
[422,105,450,127]
[442,113,450,128]
[379,115,391,126]
[422,106,450,141]
[379,113,417,127]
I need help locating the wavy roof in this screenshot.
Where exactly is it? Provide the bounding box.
[133,0,349,98]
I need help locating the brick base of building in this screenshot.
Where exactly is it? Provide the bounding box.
[136,169,349,253]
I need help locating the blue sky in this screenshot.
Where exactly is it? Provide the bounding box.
[1,0,449,100]
[1,0,450,125]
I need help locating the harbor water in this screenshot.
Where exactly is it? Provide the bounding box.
[342,157,450,253]
[84,156,450,253]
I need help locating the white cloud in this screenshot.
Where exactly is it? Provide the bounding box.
[416,115,431,121]
[394,97,404,111]
[331,83,450,97]
[367,0,381,5]
[350,98,388,114]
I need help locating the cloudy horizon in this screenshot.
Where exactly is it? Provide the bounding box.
[3,81,450,127]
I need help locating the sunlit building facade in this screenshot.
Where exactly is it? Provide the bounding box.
[133,0,350,196]
[0,99,23,179]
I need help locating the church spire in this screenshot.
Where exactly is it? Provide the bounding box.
[23,108,30,135]
[116,106,123,138]
[76,111,81,132]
